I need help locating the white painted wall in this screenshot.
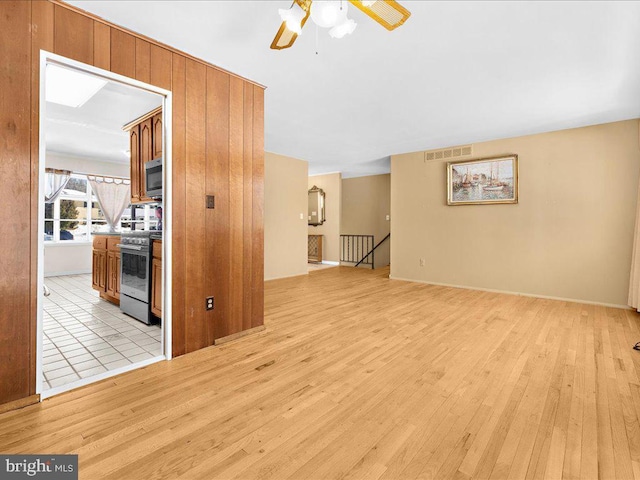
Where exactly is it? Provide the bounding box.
[391,120,640,307]
[264,152,309,280]
[44,244,92,277]
[46,151,129,177]
[308,172,342,263]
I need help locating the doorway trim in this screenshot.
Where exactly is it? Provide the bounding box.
[37,50,173,399]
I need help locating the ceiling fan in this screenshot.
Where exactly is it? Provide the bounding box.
[271,0,411,50]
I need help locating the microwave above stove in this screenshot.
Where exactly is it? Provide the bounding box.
[145,157,163,199]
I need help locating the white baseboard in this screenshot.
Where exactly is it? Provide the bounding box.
[45,269,91,278]
[321,261,340,266]
[388,275,632,310]
[265,271,309,282]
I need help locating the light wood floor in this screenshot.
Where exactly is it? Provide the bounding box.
[2,267,640,479]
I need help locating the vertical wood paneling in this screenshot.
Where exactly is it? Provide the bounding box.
[30,0,54,396]
[110,29,135,78]
[135,38,150,84]
[185,59,208,351]
[229,77,245,336]
[170,54,187,357]
[1,0,265,408]
[150,45,172,91]
[209,69,231,340]
[242,84,254,332]
[0,0,32,404]
[252,85,265,328]
[204,68,217,346]
[53,5,93,65]
[93,22,110,71]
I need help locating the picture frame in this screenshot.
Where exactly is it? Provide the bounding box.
[447,154,518,205]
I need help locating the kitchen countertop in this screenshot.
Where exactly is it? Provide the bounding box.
[94,232,122,237]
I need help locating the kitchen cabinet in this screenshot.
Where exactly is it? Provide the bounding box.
[151,239,162,318]
[106,249,121,299]
[152,112,163,159]
[125,107,162,204]
[92,235,121,305]
[92,245,106,291]
[139,118,153,203]
[129,126,140,203]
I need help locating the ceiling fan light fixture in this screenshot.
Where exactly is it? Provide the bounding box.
[329,18,357,39]
[310,0,348,29]
[271,0,410,50]
[278,3,306,35]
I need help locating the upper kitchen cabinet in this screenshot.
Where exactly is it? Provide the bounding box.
[125,106,162,204]
[129,125,141,203]
[152,112,163,159]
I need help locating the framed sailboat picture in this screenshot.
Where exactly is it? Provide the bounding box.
[447,155,518,205]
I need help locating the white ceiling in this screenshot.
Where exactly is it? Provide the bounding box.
[69,0,640,177]
[46,76,162,164]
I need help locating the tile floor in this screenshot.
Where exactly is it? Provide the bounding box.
[43,274,162,390]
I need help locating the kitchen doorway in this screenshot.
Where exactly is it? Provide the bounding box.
[37,52,173,399]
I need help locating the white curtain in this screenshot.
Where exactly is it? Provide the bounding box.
[87,175,131,233]
[629,176,640,310]
[44,168,71,204]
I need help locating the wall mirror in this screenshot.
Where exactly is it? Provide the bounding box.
[308,185,325,226]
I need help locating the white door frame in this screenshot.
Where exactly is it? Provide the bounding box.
[37,51,173,399]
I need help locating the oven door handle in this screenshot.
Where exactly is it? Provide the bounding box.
[117,244,144,251]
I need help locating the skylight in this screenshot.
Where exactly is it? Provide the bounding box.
[46,64,107,108]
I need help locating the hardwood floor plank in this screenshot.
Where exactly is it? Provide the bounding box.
[581,306,599,479]
[1,267,640,479]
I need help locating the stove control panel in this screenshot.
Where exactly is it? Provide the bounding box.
[121,231,152,246]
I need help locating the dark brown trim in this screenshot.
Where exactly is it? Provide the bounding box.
[0,394,40,415]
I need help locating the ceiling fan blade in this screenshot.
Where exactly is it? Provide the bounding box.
[270,22,299,50]
[348,0,411,31]
[270,0,312,50]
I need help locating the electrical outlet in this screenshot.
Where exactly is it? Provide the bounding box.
[419,258,425,267]
[206,296,214,311]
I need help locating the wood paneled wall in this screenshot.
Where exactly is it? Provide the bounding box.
[0,0,264,406]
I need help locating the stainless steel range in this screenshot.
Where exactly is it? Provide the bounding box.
[118,231,153,324]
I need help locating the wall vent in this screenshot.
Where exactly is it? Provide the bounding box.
[425,145,472,162]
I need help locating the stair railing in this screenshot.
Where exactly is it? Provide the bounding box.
[340,233,390,269]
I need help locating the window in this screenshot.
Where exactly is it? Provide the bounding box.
[120,204,161,232]
[44,173,159,243]
[44,175,90,242]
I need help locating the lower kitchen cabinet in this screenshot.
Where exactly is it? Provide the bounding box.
[92,235,121,305]
[92,249,107,291]
[106,249,121,299]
